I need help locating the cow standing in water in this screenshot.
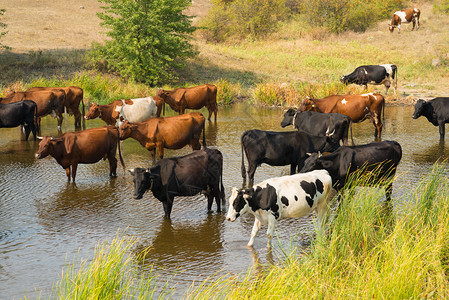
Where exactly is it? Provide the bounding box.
[226,170,333,249]
[35,126,125,182]
[412,98,449,139]
[0,100,38,141]
[156,84,218,121]
[389,8,420,33]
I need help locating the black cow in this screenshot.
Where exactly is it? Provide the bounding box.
[300,140,402,202]
[241,129,340,185]
[281,108,352,145]
[412,98,449,139]
[128,147,225,219]
[340,64,397,95]
[0,100,38,141]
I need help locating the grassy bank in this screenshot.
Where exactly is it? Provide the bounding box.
[48,164,449,299]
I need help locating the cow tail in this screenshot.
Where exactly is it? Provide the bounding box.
[117,133,126,173]
[219,155,225,204]
[241,134,246,180]
[34,103,40,133]
[202,120,206,148]
[350,121,354,145]
[82,97,86,129]
[382,97,385,123]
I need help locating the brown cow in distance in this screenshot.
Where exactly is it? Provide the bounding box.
[27,86,85,128]
[389,8,420,33]
[0,90,65,130]
[118,112,205,159]
[35,126,125,182]
[155,84,218,121]
[299,93,385,139]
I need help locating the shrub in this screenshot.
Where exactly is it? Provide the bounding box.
[214,78,241,105]
[434,0,449,14]
[198,0,288,42]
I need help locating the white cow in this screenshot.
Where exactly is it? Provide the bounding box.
[114,97,158,127]
[226,170,332,249]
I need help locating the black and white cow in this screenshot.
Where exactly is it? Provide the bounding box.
[226,170,332,249]
[340,64,398,95]
[281,108,352,145]
[241,129,340,185]
[300,140,402,202]
[0,100,38,141]
[128,147,225,219]
[412,98,449,139]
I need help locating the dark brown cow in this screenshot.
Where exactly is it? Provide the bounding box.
[85,96,162,127]
[0,90,65,130]
[155,84,218,121]
[389,8,420,33]
[27,86,85,128]
[118,112,205,159]
[299,93,385,138]
[35,126,125,182]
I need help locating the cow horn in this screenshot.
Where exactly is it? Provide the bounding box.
[326,127,335,137]
[37,136,44,140]
[306,152,312,156]
[318,151,322,158]
[128,168,135,175]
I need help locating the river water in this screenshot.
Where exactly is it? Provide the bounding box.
[0,103,448,298]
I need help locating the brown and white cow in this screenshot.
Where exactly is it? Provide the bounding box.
[27,86,85,128]
[155,84,218,121]
[0,90,65,130]
[35,126,125,182]
[118,112,205,159]
[85,96,162,127]
[299,93,385,139]
[389,8,420,33]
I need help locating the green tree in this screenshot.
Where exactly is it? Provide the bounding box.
[90,0,197,86]
[0,9,8,49]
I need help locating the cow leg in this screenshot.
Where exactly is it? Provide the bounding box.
[74,109,82,128]
[71,164,78,182]
[266,215,276,250]
[108,153,118,177]
[290,164,297,175]
[207,108,212,121]
[385,183,393,202]
[439,122,446,139]
[65,167,71,182]
[162,196,174,219]
[247,162,257,187]
[24,125,31,141]
[412,20,416,31]
[157,143,164,159]
[397,23,401,33]
[248,218,261,248]
[384,81,390,95]
[57,114,64,132]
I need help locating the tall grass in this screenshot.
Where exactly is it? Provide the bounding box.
[51,234,170,299]
[190,163,449,298]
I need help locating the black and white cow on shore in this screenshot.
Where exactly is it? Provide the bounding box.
[340,64,397,95]
[226,169,332,249]
[0,100,38,141]
[300,140,402,202]
[281,108,352,145]
[241,129,340,185]
[412,98,449,139]
[128,147,225,219]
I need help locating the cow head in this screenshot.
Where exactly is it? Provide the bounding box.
[388,24,395,33]
[300,152,323,173]
[155,89,169,99]
[85,103,101,120]
[118,120,136,140]
[412,99,427,119]
[35,136,60,159]
[226,187,252,222]
[128,168,154,199]
[340,75,349,84]
[299,98,316,112]
[280,108,296,128]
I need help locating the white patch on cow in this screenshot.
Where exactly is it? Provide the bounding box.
[114,97,158,127]
[341,98,347,105]
[380,64,393,76]
[414,8,419,13]
[394,11,407,23]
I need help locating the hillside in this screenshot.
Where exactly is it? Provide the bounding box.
[1,0,448,101]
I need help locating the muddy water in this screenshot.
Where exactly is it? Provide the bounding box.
[0,104,448,298]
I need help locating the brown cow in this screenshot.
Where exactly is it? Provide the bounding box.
[389,8,420,33]
[0,90,65,130]
[155,84,218,121]
[27,86,85,128]
[299,93,385,139]
[118,112,205,159]
[85,96,162,127]
[35,126,125,182]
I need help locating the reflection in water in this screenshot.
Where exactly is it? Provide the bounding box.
[411,140,448,164]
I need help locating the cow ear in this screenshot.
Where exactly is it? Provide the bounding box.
[64,135,76,155]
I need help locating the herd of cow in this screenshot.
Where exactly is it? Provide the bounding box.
[1,6,449,248]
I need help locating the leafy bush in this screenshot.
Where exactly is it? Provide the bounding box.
[300,0,403,33]
[89,0,197,86]
[434,0,449,14]
[214,78,241,104]
[199,0,288,42]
